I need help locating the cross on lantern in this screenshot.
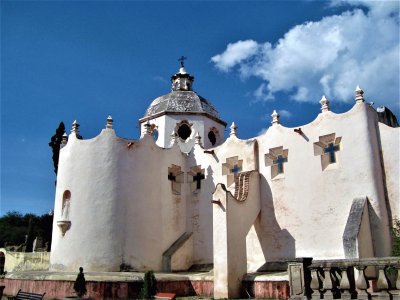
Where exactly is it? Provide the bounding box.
[273,155,288,174]
[324,143,340,163]
[178,56,187,67]
[193,172,205,189]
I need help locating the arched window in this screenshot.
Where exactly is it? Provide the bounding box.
[208,131,216,146]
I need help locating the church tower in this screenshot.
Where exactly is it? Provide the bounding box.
[139,62,227,152]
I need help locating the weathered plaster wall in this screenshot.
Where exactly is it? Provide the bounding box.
[51,128,187,272]
[378,123,400,222]
[121,136,186,271]
[0,249,50,272]
[253,102,391,261]
[190,134,258,266]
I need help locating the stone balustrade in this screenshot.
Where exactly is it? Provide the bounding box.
[289,257,400,300]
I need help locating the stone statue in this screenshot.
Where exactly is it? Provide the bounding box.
[62,200,70,220]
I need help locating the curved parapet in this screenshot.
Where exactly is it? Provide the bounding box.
[212,170,260,299]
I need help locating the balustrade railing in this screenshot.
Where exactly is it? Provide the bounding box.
[289,257,400,300]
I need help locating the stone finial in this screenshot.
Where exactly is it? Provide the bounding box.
[106,115,113,129]
[61,133,68,147]
[194,132,202,146]
[170,131,178,145]
[355,85,364,103]
[271,110,280,125]
[143,121,151,135]
[71,120,80,134]
[230,122,237,137]
[320,95,330,112]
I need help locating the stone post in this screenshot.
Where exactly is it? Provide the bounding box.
[288,258,312,300]
[212,172,260,299]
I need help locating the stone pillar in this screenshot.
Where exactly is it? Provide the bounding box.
[288,258,312,300]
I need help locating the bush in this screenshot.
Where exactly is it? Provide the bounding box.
[140,270,157,299]
[73,267,87,298]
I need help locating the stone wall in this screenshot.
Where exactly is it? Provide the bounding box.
[0,249,50,272]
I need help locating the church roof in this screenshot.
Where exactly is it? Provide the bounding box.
[140,66,226,126]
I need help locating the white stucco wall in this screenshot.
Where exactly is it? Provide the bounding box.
[51,100,397,273]
[378,123,400,222]
[141,114,225,152]
[50,129,126,271]
[252,102,391,261]
[51,129,187,271]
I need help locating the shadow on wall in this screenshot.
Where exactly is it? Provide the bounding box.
[255,175,296,264]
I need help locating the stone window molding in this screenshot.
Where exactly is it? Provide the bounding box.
[265,146,288,179]
[175,120,193,142]
[57,190,72,237]
[168,164,184,195]
[314,133,342,170]
[208,127,220,146]
[222,156,243,187]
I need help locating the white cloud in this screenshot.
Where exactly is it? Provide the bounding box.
[211,40,259,72]
[278,109,292,119]
[211,1,399,112]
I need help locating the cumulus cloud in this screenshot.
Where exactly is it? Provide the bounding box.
[211,1,399,112]
[211,40,259,72]
[278,109,292,119]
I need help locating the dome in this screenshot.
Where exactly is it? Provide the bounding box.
[141,66,226,125]
[143,90,221,120]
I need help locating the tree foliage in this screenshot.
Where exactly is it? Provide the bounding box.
[140,270,157,299]
[392,218,400,257]
[0,211,53,251]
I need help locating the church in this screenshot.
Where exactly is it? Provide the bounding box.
[50,64,399,298]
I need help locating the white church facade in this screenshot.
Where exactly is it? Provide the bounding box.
[50,65,399,297]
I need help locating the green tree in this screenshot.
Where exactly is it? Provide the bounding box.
[392,218,400,257]
[0,211,53,250]
[140,270,157,299]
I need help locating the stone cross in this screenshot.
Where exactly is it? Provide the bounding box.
[188,165,205,193]
[265,146,289,178]
[222,156,243,186]
[273,155,288,174]
[193,172,205,189]
[323,143,340,163]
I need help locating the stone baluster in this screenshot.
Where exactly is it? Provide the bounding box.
[355,265,370,300]
[393,263,400,300]
[338,266,353,300]
[321,267,339,300]
[310,266,322,299]
[375,265,391,300]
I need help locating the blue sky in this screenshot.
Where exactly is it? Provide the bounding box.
[1,0,399,216]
